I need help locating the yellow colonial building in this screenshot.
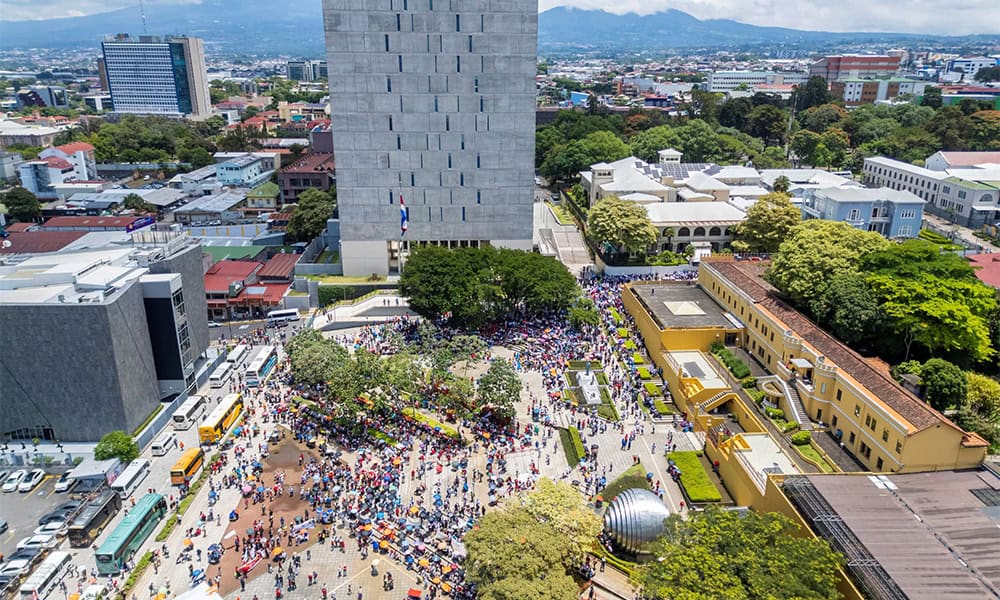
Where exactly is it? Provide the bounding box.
[623,258,987,475]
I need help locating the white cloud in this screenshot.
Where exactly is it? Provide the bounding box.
[539,0,1000,35]
[2,0,202,21]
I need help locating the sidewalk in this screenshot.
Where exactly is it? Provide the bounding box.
[922,214,998,253]
[311,293,410,330]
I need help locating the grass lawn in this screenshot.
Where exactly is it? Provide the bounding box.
[632,352,645,364]
[567,359,603,370]
[545,202,575,226]
[315,248,341,264]
[668,451,723,503]
[589,542,637,576]
[609,307,624,325]
[597,387,620,422]
[794,443,836,473]
[643,382,662,396]
[559,427,585,467]
[624,340,637,350]
[600,463,650,502]
[617,327,629,338]
[637,366,652,380]
[596,372,609,385]
[652,399,675,415]
[305,274,388,284]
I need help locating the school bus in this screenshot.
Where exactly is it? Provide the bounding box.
[198,393,244,444]
[169,448,205,486]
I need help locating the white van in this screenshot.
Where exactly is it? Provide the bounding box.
[150,432,177,457]
[110,459,150,499]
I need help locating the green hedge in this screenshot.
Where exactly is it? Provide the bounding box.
[132,404,164,436]
[669,451,722,503]
[710,346,751,379]
[617,327,629,338]
[560,427,584,467]
[740,377,757,389]
[637,366,652,380]
[403,407,460,439]
[609,307,624,325]
[600,463,650,502]
[118,551,153,599]
[653,399,674,415]
[764,407,784,420]
[791,431,812,446]
[155,452,218,542]
[918,228,951,244]
[643,382,662,396]
[746,389,766,404]
[567,360,603,371]
[632,352,645,364]
[596,372,610,385]
[624,340,637,350]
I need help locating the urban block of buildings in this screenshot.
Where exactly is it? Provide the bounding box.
[286,59,329,82]
[706,70,808,93]
[100,34,211,118]
[800,187,924,237]
[323,0,537,275]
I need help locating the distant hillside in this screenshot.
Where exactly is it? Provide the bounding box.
[0,3,994,55]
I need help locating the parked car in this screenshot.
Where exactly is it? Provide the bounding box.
[8,547,44,567]
[0,560,32,578]
[0,518,7,534]
[38,500,81,526]
[53,472,73,493]
[2,469,26,492]
[16,534,58,551]
[18,469,45,492]
[34,520,68,537]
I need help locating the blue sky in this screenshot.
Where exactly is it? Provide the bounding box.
[2,0,998,35]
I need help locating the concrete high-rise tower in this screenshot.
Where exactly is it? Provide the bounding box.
[101,34,211,118]
[323,1,537,275]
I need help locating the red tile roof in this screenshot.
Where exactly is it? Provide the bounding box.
[967,253,1000,288]
[5,222,35,232]
[939,151,1000,167]
[706,259,960,433]
[203,260,262,293]
[55,141,95,154]
[279,152,335,174]
[0,231,86,254]
[257,253,299,279]
[41,216,145,229]
[42,156,74,169]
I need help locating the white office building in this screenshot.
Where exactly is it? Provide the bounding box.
[322,1,537,275]
[706,71,808,93]
[101,34,211,118]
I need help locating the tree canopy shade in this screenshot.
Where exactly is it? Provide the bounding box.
[285,329,348,386]
[286,187,336,242]
[399,246,578,327]
[93,431,139,463]
[919,358,968,412]
[634,507,842,600]
[731,192,801,253]
[476,359,522,420]
[464,479,599,600]
[587,195,658,254]
[765,220,890,307]
[2,187,40,222]
[797,76,834,110]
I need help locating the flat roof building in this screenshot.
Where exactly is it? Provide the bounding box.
[0,232,209,442]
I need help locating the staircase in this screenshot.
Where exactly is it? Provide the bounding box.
[779,379,812,431]
[699,391,731,414]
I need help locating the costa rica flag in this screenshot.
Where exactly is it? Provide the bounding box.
[399,194,408,236]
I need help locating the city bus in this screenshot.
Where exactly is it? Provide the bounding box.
[94,494,168,576]
[67,491,123,548]
[208,362,233,389]
[18,551,71,600]
[169,448,205,486]
[226,344,250,365]
[244,346,278,387]
[198,393,244,444]
[266,308,300,324]
[172,395,207,431]
[109,459,150,499]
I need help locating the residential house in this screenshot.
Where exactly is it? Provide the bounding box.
[214,153,274,188]
[39,141,98,181]
[644,202,747,253]
[243,181,281,216]
[171,190,247,224]
[277,152,336,204]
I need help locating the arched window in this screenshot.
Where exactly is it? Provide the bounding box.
[693,226,706,237]
[981,194,994,204]
[677,227,691,237]
[709,226,722,236]
[662,228,673,237]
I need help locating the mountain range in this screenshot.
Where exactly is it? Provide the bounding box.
[0,3,994,55]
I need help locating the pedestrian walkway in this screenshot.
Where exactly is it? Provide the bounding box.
[312,293,410,330]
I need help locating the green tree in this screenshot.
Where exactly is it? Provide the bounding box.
[629,125,681,162]
[540,130,630,181]
[922,86,943,109]
[965,372,1000,419]
[123,193,152,212]
[810,273,882,346]
[772,175,791,194]
[755,146,790,169]
[465,480,596,600]
[789,130,821,165]
[286,187,335,242]
[587,196,658,255]
[797,76,833,110]
[568,297,600,329]
[476,359,522,420]
[969,111,1000,150]
[674,119,722,162]
[3,187,41,222]
[93,431,139,462]
[731,192,801,253]
[717,97,753,131]
[975,66,1000,82]
[287,330,349,386]
[685,89,721,125]
[765,220,890,307]
[927,106,973,150]
[920,358,968,411]
[798,103,848,134]
[635,507,842,600]
[289,143,306,158]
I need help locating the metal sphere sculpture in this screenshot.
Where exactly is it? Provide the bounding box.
[603,488,671,554]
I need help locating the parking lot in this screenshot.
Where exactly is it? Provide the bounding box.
[0,472,65,558]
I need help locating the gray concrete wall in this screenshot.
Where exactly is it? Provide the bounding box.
[148,242,210,361]
[0,281,162,442]
[324,1,537,273]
